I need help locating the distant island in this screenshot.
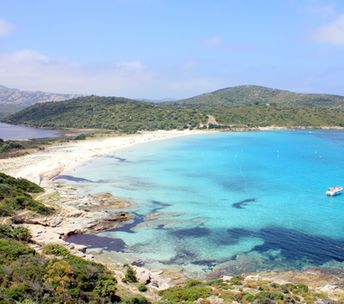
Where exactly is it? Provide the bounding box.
[3,85,344,132]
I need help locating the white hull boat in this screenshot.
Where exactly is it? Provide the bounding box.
[326,186,343,196]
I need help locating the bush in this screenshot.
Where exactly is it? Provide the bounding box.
[0,225,31,242]
[160,284,212,302]
[255,291,285,302]
[297,283,309,293]
[74,134,87,140]
[43,243,70,256]
[5,283,30,301]
[12,226,32,242]
[122,296,151,304]
[138,283,147,292]
[123,265,137,283]
[230,275,244,285]
[242,293,255,302]
[0,239,35,264]
[94,279,117,297]
[185,279,203,287]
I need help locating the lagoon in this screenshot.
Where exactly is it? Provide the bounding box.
[0,122,60,140]
[65,131,344,276]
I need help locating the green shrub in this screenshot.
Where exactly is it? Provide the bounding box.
[122,296,151,304]
[185,279,203,287]
[74,133,87,140]
[94,279,117,297]
[0,225,31,242]
[123,265,137,283]
[5,283,30,301]
[138,283,147,292]
[43,243,70,256]
[25,198,54,215]
[255,291,285,302]
[12,226,32,242]
[242,293,255,302]
[0,202,14,216]
[0,141,24,153]
[230,275,244,285]
[297,283,309,293]
[160,284,212,302]
[0,239,34,263]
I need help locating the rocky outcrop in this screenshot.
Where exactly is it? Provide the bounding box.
[83,211,131,232]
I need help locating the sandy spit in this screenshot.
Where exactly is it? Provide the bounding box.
[0,129,214,186]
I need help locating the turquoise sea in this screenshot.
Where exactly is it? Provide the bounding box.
[65,131,344,276]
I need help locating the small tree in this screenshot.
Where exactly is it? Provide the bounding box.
[123,265,137,283]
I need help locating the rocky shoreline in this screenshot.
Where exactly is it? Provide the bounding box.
[1,129,344,301]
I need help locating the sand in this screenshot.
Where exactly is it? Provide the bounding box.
[0,129,211,186]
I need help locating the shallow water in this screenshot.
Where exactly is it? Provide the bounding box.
[0,122,60,140]
[65,131,344,275]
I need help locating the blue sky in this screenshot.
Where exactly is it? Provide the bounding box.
[0,0,344,98]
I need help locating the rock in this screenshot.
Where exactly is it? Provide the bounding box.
[49,217,63,227]
[85,212,132,232]
[245,274,261,280]
[198,295,224,304]
[319,284,337,293]
[11,215,50,226]
[222,275,232,281]
[87,248,103,255]
[74,244,87,253]
[136,268,151,284]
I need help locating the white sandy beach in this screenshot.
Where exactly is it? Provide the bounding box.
[0,129,211,186]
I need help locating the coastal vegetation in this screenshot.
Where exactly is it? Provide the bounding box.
[157,276,341,303]
[0,172,53,216]
[0,171,342,303]
[4,85,344,132]
[4,96,208,133]
[0,140,24,154]
[0,173,151,304]
[0,227,121,303]
[0,138,53,158]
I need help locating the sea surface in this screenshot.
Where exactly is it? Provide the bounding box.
[65,131,344,276]
[0,122,60,140]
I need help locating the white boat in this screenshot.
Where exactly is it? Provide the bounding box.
[326,186,343,196]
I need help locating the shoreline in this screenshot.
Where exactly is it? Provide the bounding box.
[0,129,215,185]
[0,129,218,288]
[1,128,344,296]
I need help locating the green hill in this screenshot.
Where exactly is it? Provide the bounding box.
[175,85,344,108]
[4,86,344,131]
[3,96,207,133]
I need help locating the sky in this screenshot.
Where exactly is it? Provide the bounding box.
[1,0,344,99]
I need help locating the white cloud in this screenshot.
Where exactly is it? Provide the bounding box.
[179,60,198,71]
[0,50,223,99]
[306,2,335,16]
[202,35,223,48]
[0,18,14,37]
[115,60,145,71]
[313,14,344,45]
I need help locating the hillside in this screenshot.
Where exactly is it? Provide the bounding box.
[0,84,79,113]
[175,85,344,109]
[4,86,344,131]
[3,96,207,132]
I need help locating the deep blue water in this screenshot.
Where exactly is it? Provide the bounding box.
[65,131,344,275]
[0,122,60,140]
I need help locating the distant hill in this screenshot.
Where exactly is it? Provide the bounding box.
[3,96,207,132]
[175,85,344,108]
[0,84,79,113]
[4,86,344,131]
